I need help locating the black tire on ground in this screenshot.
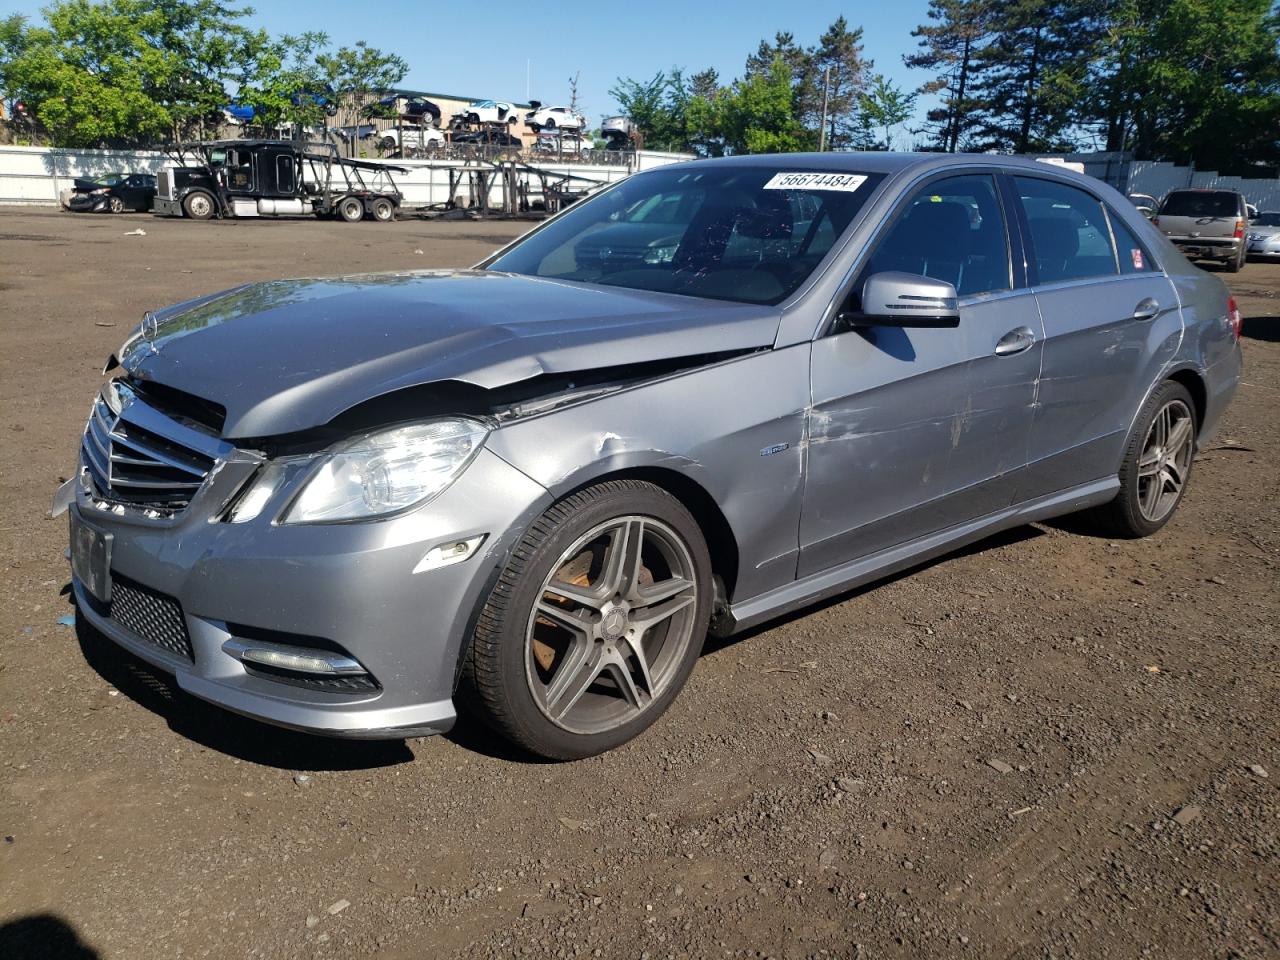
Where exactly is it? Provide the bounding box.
[1083,379,1197,538]
[1226,246,1244,273]
[371,198,394,222]
[107,196,125,214]
[182,191,215,220]
[460,479,714,760]
[337,197,364,222]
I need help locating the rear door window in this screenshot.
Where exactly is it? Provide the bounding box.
[1014,177,1118,283]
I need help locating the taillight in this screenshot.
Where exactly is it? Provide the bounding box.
[1234,220,1245,239]
[1227,295,1242,340]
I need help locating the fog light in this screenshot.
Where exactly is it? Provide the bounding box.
[223,638,366,675]
[413,534,486,573]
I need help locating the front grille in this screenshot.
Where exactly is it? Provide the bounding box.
[100,574,194,662]
[81,393,215,510]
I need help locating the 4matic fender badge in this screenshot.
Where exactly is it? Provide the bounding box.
[760,443,790,457]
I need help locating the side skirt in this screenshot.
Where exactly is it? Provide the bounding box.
[725,476,1119,634]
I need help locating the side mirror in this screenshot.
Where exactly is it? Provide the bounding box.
[848,272,960,328]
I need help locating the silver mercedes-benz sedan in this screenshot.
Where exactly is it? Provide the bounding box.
[55,153,1242,759]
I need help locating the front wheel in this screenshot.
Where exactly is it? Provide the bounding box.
[1086,380,1197,538]
[182,191,215,220]
[107,196,125,214]
[461,480,713,760]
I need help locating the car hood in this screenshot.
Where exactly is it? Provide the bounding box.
[118,270,781,439]
[1250,224,1280,237]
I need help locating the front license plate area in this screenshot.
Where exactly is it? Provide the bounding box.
[70,513,112,604]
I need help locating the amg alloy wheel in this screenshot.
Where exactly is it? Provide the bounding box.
[1135,397,1195,523]
[1086,380,1197,538]
[462,480,712,760]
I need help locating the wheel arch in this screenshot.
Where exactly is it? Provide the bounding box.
[1165,365,1208,436]
[550,464,741,612]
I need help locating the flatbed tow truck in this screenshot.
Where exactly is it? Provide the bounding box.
[152,140,409,222]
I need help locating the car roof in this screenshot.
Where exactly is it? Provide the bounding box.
[670,151,1115,178]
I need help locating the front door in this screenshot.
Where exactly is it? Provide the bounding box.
[799,172,1042,577]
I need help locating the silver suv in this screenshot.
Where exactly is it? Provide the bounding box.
[1154,188,1249,272]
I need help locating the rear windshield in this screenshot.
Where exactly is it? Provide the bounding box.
[1159,191,1239,218]
[487,166,885,305]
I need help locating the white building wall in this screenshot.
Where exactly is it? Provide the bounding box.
[0,144,693,208]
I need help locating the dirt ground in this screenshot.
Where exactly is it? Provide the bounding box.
[0,208,1276,960]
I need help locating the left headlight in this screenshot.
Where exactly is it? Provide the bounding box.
[285,419,488,524]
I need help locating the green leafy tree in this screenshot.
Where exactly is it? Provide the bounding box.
[718,56,813,153]
[859,74,918,150]
[1086,0,1280,169]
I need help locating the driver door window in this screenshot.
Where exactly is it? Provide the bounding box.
[860,174,1012,298]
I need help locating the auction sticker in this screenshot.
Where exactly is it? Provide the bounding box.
[763,172,867,192]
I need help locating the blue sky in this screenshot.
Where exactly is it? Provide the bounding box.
[10,0,937,127]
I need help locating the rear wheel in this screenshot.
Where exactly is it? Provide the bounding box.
[1226,245,1245,273]
[182,191,215,220]
[1085,380,1197,538]
[461,480,713,760]
[371,197,394,222]
[337,196,364,222]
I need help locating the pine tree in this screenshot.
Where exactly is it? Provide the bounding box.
[814,17,872,149]
[905,0,994,151]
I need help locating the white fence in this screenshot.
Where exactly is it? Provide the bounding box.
[0,144,694,209]
[1037,150,1280,211]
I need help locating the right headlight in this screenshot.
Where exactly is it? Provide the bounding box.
[284,419,488,524]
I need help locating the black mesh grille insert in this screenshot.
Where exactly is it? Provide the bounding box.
[107,574,194,662]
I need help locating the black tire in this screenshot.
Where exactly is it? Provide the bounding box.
[543,117,556,130]
[1084,380,1197,538]
[371,198,394,222]
[1226,246,1244,273]
[379,136,396,152]
[337,196,364,222]
[182,191,215,220]
[107,195,125,214]
[460,480,713,760]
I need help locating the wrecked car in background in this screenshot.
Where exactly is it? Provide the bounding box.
[66,172,157,213]
[56,154,1241,760]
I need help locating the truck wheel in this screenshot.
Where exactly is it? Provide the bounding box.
[182,191,215,220]
[1226,247,1244,273]
[371,198,394,222]
[337,197,364,222]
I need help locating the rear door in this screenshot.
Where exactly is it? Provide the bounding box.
[1011,174,1182,499]
[799,171,1042,576]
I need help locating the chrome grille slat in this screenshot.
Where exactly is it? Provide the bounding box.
[109,430,209,476]
[80,384,218,511]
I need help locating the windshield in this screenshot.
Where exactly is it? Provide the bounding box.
[487,166,885,305]
[1254,212,1280,226]
[1160,191,1238,218]
[92,173,126,185]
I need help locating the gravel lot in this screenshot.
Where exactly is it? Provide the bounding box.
[0,208,1276,960]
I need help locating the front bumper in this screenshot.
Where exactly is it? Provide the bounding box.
[1247,238,1280,258]
[67,447,551,739]
[68,195,107,212]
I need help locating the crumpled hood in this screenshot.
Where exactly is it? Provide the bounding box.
[119,270,780,438]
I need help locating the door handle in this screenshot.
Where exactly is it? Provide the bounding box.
[1132,297,1160,321]
[994,326,1036,357]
